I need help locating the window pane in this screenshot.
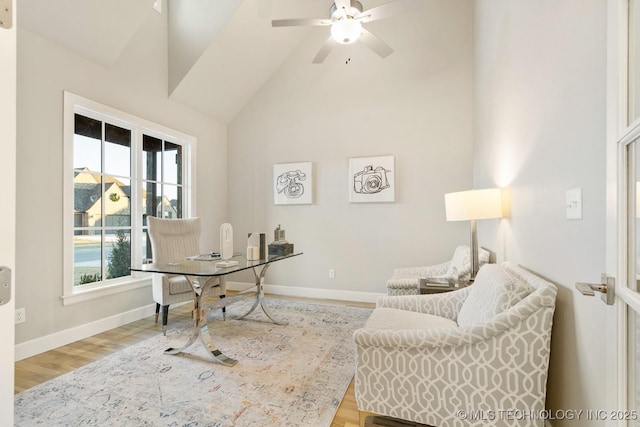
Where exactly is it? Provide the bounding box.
[632,142,640,292]
[106,229,131,279]
[105,176,131,227]
[162,184,181,219]
[164,142,182,185]
[74,114,102,173]
[105,123,131,177]
[630,0,640,124]
[74,178,102,228]
[143,181,159,219]
[74,232,102,286]
[143,135,162,181]
[141,229,150,262]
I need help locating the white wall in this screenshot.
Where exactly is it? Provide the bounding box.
[227,0,474,297]
[15,11,227,344]
[473,1,608,424]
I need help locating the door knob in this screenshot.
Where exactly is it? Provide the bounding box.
[575,273,615,305]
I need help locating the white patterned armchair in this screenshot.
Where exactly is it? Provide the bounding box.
[354,262,557,427]
[386,245,490,295]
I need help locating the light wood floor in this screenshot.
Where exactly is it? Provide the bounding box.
[14,294,374,427]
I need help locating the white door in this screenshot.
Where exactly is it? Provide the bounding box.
[608,1,640,426]
[0,0,16,425]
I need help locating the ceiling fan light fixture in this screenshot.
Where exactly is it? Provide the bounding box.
[330,19,362,44]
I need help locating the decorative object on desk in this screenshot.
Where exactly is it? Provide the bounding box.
[268,224,294,256]
[15,299,372,427]
[216,223,239,268]
[247,232,266,260]
[349,155,395,203]
[186,253,221,261]
[273,161,313,205]
[445,188,503,280]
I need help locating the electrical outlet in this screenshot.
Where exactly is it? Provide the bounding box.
[329,269,335,279]
[15,307,25,324]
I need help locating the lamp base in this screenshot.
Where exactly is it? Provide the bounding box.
[470,219,479,280]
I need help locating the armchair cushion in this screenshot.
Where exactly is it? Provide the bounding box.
[447,244,470,277]
[365,307,457,331]
[166,275,194,295]
[457,264,532,327]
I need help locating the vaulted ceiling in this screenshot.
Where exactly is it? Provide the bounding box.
[18,0,411,123]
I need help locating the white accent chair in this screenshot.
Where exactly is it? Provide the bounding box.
[386,245,490,295]
[147,217,225,335]
[355,262,557,427]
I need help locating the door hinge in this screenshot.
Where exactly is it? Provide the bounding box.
[0,266,11,306]
[0,0,12,30]
[575,273,615,305]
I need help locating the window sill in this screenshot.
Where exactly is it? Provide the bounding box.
[61,277,151,306]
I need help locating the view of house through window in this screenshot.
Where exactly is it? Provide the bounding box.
[70,105,190,290]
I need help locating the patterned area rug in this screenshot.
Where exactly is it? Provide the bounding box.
[15,299,372,426]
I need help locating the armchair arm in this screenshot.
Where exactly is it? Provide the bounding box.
[376,287,471,320]
[392,260,450,277]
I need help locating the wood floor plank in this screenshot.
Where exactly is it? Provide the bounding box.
[14,295,374,426]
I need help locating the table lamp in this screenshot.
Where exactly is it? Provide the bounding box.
[444,188,503,280]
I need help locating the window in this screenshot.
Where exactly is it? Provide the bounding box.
[63,92,195,304]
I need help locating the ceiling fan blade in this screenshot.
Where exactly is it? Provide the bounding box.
[272,18,331,27]
[312,36,337,64]
[357,0,422,23]
[359,28,394,58]
[334,0,352,13]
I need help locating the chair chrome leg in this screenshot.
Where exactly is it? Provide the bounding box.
[162,305,169,336]
[154,303,160,324]
[221,294,226,321]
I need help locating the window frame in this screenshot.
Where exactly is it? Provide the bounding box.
[62,92,197,305]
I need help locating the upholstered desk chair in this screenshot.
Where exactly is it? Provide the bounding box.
[147,217,225,335]
[355,262,557,427]
[386,245,490,295]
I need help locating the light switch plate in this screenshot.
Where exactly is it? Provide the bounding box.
[566,188,582,220]
[0,0,12,30]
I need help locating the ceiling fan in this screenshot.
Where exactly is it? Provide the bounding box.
[272,0,420,64]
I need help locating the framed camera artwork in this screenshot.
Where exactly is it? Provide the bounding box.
[273,162,313,205]
[348,155,395,203]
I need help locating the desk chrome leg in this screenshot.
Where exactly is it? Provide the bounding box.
[164,308,202,354]
[164,275,238,366]
[198,323,237,366]
[235,263,289,325]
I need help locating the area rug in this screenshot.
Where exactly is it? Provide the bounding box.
[15,299,372,426]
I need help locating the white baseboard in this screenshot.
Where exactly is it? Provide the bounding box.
[15,284,383,361]
[225,281,384,304]
[14,303,157,361]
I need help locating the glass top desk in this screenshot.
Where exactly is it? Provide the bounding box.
[131,252,302,366]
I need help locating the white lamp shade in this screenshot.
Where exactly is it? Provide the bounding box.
[331,19,362,44]
[445,188,503,221]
